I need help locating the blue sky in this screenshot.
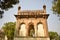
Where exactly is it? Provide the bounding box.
[0,0,60,35]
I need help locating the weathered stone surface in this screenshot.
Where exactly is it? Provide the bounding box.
[14,37,50,40]
[14,5,50,40]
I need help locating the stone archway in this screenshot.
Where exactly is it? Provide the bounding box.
[19,23,26,36]
[28,23,35,37]
[37,22,44,36]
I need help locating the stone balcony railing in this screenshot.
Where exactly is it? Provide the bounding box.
[18,10,46,15]
[14,10,49,19]
[15,14,49,19]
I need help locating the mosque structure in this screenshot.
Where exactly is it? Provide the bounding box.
[14,5,50,40]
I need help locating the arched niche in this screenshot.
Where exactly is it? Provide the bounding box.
[19,23,26,36]
[37,22,44,37]
[28,22,35,37]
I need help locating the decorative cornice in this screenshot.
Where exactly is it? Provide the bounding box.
[14,14,49,19]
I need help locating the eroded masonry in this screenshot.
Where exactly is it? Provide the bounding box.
[14,5,50,40]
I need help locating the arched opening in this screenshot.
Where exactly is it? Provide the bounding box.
[28,24,35,37]
[37,23,44,36]
[19,23,26,36]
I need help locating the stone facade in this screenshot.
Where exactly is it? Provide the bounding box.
[14,5,50,40]
[14,37,50,40]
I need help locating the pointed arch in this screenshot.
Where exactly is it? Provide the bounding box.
[37,22,44,36]
[28,22,35,37]
[19,22,26,36]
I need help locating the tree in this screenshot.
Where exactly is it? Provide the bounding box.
[52,0,60,15]
[2,22,16,40]
[0,10,4,18]
[49,31,59,40]
[0,0,19,18]
[0,0,19,10]
[59,36,60,40]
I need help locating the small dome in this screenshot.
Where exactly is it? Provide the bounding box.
[18,6,21,10]
[43,4,46,9]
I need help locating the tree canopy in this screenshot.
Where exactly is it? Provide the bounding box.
[2,22,60,40]
[0,10,4,18]
[0,0,19,10]
[52,0,60,15]
[49,31,59,40]
[2,22,16,40]
[0,0,19,18]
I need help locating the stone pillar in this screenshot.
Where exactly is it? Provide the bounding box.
[5,35,7,40]
[15,19,20,36]
[25,23,29,36]
[18,6,21,15]
[26,28,28,36]
[25,24,28,36]
[43,19,49,37]
[45,20,49,37]
[43,5,46,13]
[34,24,37,37]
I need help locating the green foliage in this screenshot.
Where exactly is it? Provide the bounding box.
[59,36,60,40]
[2,22,16,40]
[49,31,59,40]
[0,0,19,10]
[30,29,35,37]
[0,10,4,18]
[52,0,60,15]
[0,0,19,18]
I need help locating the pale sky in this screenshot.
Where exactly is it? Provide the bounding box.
[0,0,60,35]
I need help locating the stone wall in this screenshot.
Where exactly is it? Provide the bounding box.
[14,37,50,40]
[15,18,49,37]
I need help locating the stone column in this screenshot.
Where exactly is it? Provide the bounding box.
[45,20,49,37]
[15,19,20,36]
[34,24,37,37]
[25,23,29,36]
[43,19,49,37]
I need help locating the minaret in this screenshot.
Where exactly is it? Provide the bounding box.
[18,6,21,15]
[43,4,46,13]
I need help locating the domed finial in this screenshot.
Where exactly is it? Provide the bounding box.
[18,5,21,15]
[43,4,46,10]
[18,5,21,10]
[43,4,46,13]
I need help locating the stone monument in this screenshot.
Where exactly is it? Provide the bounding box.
[14,5,50,40]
